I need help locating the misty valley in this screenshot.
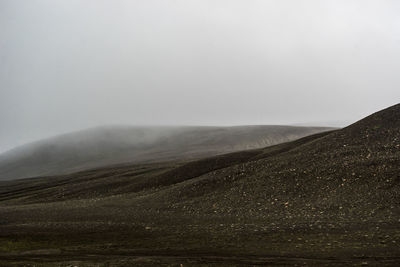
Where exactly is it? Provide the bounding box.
[1,0,400,266]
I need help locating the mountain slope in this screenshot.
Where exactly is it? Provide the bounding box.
[0,125,332,181]
[0,104,399,266]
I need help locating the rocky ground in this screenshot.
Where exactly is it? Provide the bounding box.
[0,104,399,266]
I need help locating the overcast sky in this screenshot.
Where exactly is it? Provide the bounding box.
[0,0,399,153]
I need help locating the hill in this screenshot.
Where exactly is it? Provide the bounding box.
[0,125,332,181]
[0,104,399,266]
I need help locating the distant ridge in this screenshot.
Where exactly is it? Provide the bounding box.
[0,125,333,181]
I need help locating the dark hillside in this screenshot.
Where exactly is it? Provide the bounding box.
[0,104,399,266]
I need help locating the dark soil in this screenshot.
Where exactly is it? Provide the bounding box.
[0,104,399,266]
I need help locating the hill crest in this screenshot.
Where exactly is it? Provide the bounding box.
[0,125,333,181]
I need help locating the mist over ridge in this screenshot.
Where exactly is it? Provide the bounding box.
[1,0,399,153]
[0,124,334,181]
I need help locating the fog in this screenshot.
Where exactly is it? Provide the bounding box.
[1,0,400,153]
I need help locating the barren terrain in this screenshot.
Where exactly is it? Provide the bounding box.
[0,104,399,266]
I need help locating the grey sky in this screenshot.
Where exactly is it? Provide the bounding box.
[1,0,400,153]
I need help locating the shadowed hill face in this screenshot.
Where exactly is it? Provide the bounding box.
[324,103,399,141]
[293,103,400,159]
[339,103,400,147]
[0,125,333,181]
